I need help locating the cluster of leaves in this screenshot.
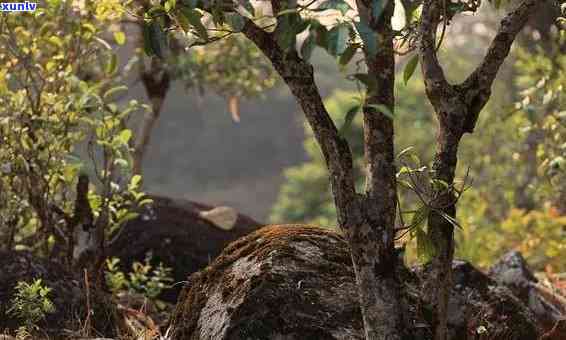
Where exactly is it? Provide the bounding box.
[171,34,278,99]
[121,0,278,123]
[7,279,55,337]
[0,1,148,258]
[514,39,566,208]
[105,254,174,302]
[139,0,482,98]
[465,207,566,271]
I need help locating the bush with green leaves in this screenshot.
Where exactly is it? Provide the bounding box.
[105,253,174,303]
[7,279,55,336]
[0,0,150,263]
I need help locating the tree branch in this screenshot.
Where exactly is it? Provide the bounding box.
[460,0,547,132]
[419,0,450,101]
[241,19,360,226]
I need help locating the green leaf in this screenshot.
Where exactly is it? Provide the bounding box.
[164,0,176,12]
[180,8,208,41]
[339,44,357,66]
[177,11,191,32]
[143,20,168,58]
[130,174,142,189]
[211,1,225,26]
[147,5,167,18]
[354,20,377,57]
[338,104,361,136]
[366,103,394,120]
[310,21,329,47]
[143,22,155,56]
[103,85,128,100]
[114,31,126,45]
[351,73,377,94]
[416,227,436,263]
[326,23,349,56]
[240,0,255,16]
[275,26,297,51]
[403,55,419,85]
[114,129,132,145]
[275,13,309,51]
[226,13,245,32]
[410,205,429,229]
[106,54,118,75]
[316,0,351,15]
[301,34,316,61]
[371,0,387,20]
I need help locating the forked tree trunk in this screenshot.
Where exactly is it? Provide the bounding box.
[242,4,403,336]
[418,1,547,339]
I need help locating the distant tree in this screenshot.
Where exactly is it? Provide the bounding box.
[140,0,554,338]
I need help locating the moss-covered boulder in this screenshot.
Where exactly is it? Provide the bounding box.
[169,225,540,340]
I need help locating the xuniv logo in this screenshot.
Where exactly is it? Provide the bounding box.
[1,1,37,12]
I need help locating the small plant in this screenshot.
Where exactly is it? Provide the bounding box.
[7,279,56,337]
[105,253,174,303]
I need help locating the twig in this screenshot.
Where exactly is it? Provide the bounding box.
[82,269,92,337]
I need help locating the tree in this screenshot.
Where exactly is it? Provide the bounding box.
[140,0,551,338]
[0,1,148,282]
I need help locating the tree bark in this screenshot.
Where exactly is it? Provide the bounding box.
[418,1,547,339]
[358,0,403,337]
[133,57,170,175]
[242,11,402,338]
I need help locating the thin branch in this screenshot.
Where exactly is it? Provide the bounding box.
[460,0,547,131]
[241,18,359,224]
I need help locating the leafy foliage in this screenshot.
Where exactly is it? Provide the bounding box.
[105,254,174,301]
[171,35,277,99]
[0,1,148,260]
[7,279,55,335]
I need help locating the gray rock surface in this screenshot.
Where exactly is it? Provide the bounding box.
[170,225,540,340]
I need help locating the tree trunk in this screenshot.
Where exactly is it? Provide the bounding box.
[426,129,461,340]
[418,1,546,339]
[243,15,403,339]
[357,0,403,337]
[133,59,170,175]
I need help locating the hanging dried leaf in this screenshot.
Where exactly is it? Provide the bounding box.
[228,95,240,122]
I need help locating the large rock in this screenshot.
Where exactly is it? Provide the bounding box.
[0,251,117,338]
[170,225,540,340]
[108,195,262,302]
[489,251,566,332]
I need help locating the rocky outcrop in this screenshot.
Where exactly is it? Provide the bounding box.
[489,251,566,332]
[0,251,117,338]
[170,225,541,340]
[108,195,262,302]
